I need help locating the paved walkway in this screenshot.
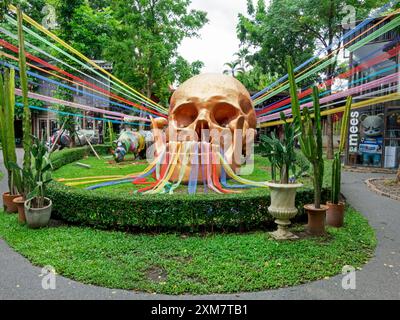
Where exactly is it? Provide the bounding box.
[0,150,399,299]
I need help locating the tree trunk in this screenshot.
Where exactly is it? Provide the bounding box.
[397,165,400,183]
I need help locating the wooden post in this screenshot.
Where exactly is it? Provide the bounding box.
[83,133,101,160]
[49,120,66,154]
[76,122,101,159]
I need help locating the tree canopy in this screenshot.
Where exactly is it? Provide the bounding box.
[237,0,387,78]
[103,0,208,104]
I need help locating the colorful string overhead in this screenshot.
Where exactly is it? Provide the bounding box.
[251,0,400,101]
[8,4,168,115]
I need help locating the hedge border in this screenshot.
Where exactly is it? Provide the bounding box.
[47,146,329,231]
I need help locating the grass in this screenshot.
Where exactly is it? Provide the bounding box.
[52,154,332,195]
[0,207,376,295]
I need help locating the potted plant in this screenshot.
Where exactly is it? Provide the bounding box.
[24,136,53,229]
[11,7,34,223]
[261,112,304,240]
[0,68,22,213]
[9,161,35,223]
[326,97,352,227]
[287,56,327,236]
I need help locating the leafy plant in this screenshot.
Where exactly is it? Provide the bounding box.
[12,136,53,209]
[17,5,33,198]
[259,112,300,183]
[28,135,53,208]
[331,96,352,204]
[0,67,22,195]
[287,56,324,208]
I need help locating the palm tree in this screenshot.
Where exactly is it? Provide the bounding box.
[234,47,250,70]
[223,60,244,78]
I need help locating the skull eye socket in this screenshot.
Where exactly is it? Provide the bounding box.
[173,103,198,128]
[213,103,239,127]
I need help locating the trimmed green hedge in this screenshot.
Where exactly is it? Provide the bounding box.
[50,145,111,170]
[47,146,329,231]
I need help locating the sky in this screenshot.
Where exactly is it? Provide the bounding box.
[178,0,253,74]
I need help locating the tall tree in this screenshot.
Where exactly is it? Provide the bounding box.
[237,63,278,93]
[235,47,250,70]
[223,60,244,78]
[103,0,208,105]
[173,56,204,84]
[0,0,10,21]
[238,0,387,159]
[54,0,115,59]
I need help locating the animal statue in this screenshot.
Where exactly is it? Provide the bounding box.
[359,114,384,166]
[47,129,98,150]
[112,129,153,162]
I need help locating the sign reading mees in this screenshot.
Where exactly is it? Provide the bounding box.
[348,111,359,153]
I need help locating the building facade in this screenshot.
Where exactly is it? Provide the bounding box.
[28,60,112,141]
[344,14,399,169]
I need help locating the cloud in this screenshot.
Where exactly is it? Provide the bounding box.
[178,0,249,74]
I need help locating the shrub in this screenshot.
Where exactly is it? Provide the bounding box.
[50,145,111,170]
[46,146,329,231]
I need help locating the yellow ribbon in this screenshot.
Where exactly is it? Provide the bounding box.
[259,93,400,128]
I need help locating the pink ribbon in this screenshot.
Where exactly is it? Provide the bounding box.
[258,72,399,123]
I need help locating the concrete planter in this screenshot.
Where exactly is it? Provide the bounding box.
[24,198,52,229]
[266,182,303,240]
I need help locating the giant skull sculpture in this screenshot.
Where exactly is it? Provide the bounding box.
[153,73,257,183]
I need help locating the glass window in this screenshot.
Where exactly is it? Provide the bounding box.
[347,105,385,167]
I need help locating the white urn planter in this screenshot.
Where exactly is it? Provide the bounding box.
[266,182,303,240]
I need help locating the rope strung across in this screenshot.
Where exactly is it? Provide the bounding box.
[0,54,154,117]
[253,9,400,106]
[256,41,400,118]
[0,37,165,118]
[258,66,400,123]
[251,0,400,101]
[260,92,400,128]
[2,15,167,116]
[16,103,150,128]
[8,4,167,115]
[0,27,160,117]
[13,87,151,122]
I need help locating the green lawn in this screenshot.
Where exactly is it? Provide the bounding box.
[52,154,332,195]
[0,207,375,294]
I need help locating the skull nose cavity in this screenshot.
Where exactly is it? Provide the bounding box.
[195,120,210,141]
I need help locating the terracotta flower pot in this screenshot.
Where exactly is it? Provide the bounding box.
[326,201,345,228]
[304,204,328,236]
[13,197,26,224]
[2,192,20,213]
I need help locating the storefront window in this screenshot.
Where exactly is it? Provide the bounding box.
[347,104,400,169]
[347,106,385,167]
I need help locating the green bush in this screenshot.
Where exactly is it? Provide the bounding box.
[47,147,329,231]
[50,145,111,170]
